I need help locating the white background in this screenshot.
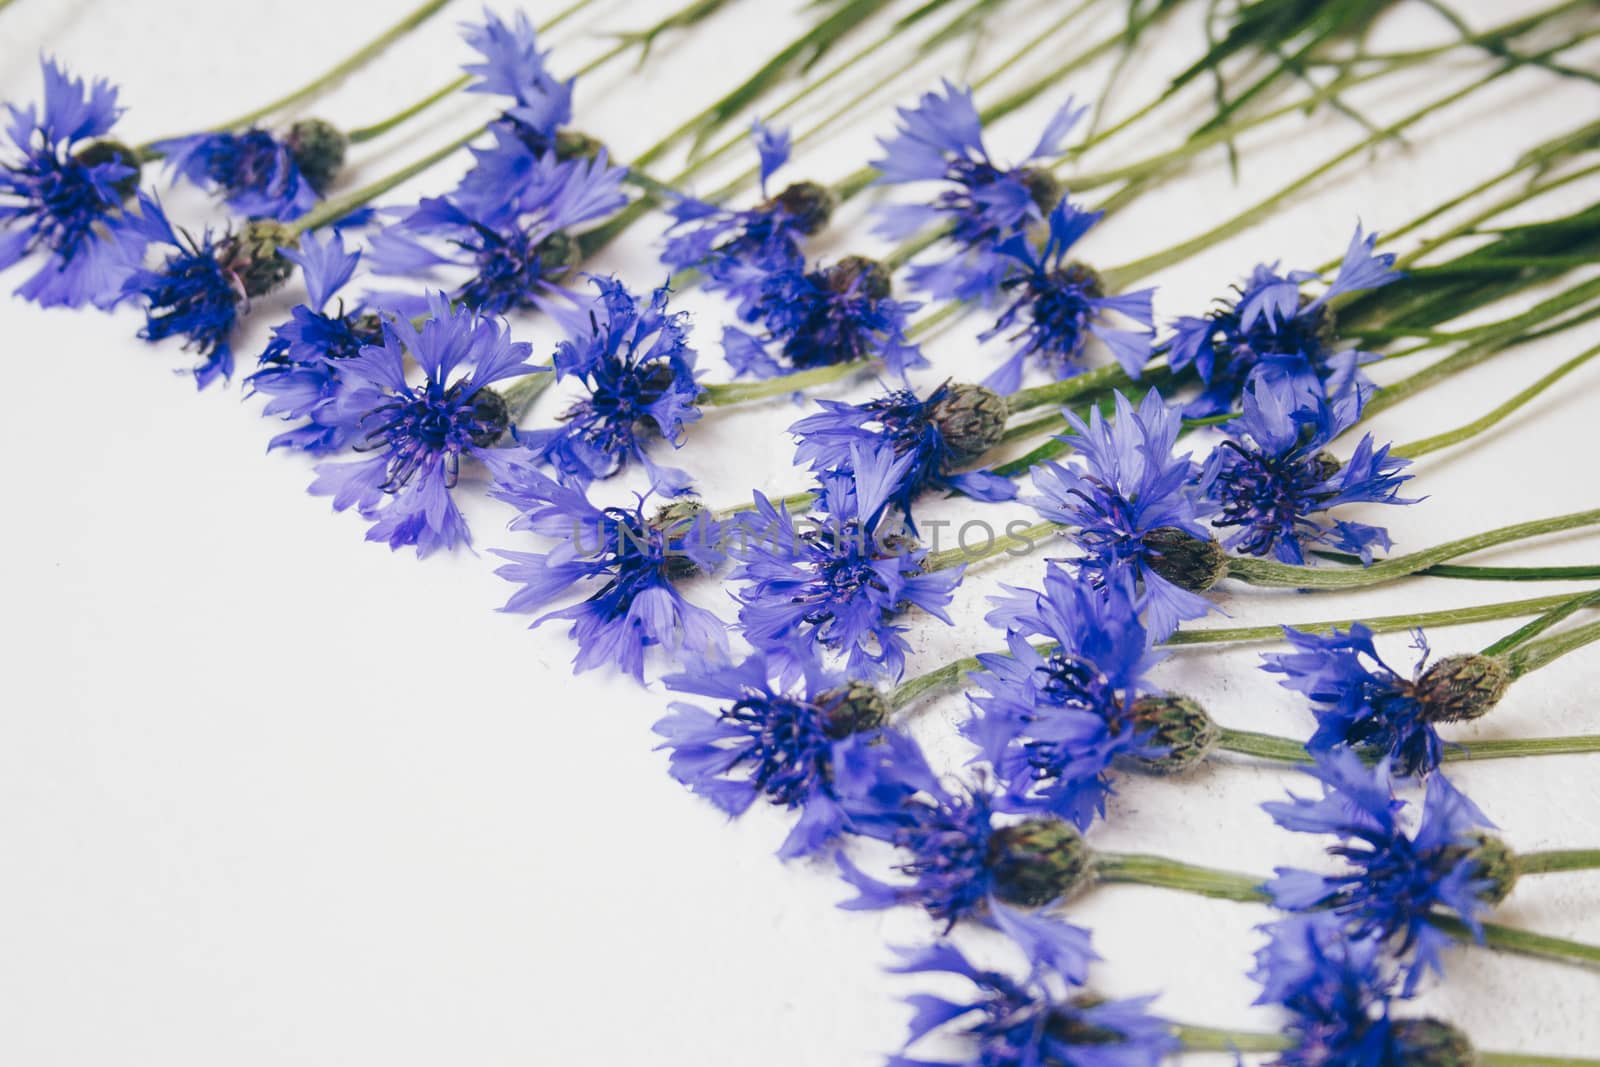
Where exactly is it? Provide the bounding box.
[2,0,1598,1063]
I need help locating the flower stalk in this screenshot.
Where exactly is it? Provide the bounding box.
[1226,510,1600,589]
[1090,853,1600,969]
[887,590,1589,710]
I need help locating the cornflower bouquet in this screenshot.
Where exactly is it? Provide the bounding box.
[4,0,1599,1063]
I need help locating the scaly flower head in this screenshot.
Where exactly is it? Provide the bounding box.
[834,735,1098,981]
[662,120,832,314]
[366,150,626,323]
[654,653,894,858]
[309,292,536,556]
[789,379,1016,530]
[722,254,925,380]
[249,231,387,452]
[1263,750,1505,990]
[1,58,150,308]
[872,79,1083,303]
[981,199,1155,394]
[492,466,727,679]
[1263,626,1511,778]
[152,119,342,220]
[1199,377,1414,564]
[517,275,702,496]
[887,941,1176,1067]
[731,443,963,682]
[966,569,1166,828]
[1028,389,1216,639]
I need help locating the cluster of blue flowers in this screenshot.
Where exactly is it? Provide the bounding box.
[9,12,1590,1063]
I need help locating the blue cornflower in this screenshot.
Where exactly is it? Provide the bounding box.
[654,653,895,858]
[449,11,586,218]
[1264,750,1505,990]
[965,569,1166,829]
[1254,912,1479,1065]
[1198,377,1415,564]
[309,292,536,556]
[516,275,702,497]
[1263,626,1512,778]
[1028,389,1216,640]
[732,444,964,682]
[872,79,1083,303]
[366,150,626,323]
[463,9,574,154]
[492,466,727,680]
[661,120,831,313]
[125,202,301,388]
[1,58,151,309]
[981,200,1155,394]
[888,941,1176,1067]
[789,379,1016,529]
[1254,913,1412,1066]
[833,734,1098,981]
[248,231,387,453]
[152,123,335,221]
[721,254,926,380]
[1166,225,1399,417]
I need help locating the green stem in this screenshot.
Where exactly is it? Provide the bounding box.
[141,0,454,148]
[1506,618,1600,678]
[1516,850,1600,876]
[888,592,1581,709]
[1395,161,1600,271]
[1098,855,1600,969]
[501,370,554,422]
[1433,913,1600,970]
[346,75,469,144]
[923,520,1062,572]
[1482,588,1600,657]
[1092,852,1268,902]
[1006,362,1138,414]
[1392,342,1600,458]
[630,0,887,172]
[1214,727,1311,763]
[1171,1025,1289,1054]
[1215,728,1600,766]
[288,124,487,235]
[1096,55,1534,290]
[693,0,1052,203]
[1173,1026,1600,1065]
[1226,510,1600,590]
[713,490,816,520]
[1176,592,1588,646]
[700,360,873,406]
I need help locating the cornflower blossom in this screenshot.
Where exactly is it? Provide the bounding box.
[1264,751,1508,990]
[492,465,727,680]
[517,275,703,496]
[1,58,150,308]
[1197,376,1414,565]
[248,231,387,453]
[871,78,1083,303]
[981,200,1155,394]
[309,292,537,556]
[1166,225,1399,417]
[1027,389,1216,640]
